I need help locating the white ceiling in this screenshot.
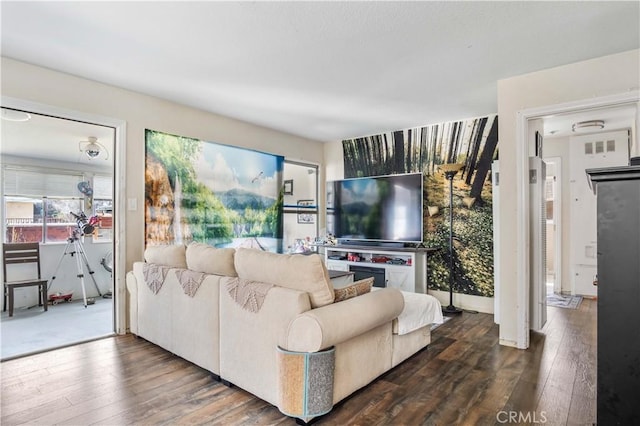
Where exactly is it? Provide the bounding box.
[1,109,115,168]
[1,1,639,145]
[543,104,638,139]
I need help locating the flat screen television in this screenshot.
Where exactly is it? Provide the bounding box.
[326,172,423,245]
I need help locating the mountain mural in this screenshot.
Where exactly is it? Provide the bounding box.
[215,188,276,212]
[145,129,284,252]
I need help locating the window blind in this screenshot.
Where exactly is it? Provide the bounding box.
[3,169,84,197]
[92,175,113,199]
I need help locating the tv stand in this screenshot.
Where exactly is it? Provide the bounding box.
[320,244,438,293]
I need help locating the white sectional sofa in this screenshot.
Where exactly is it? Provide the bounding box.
[126,242,441,422]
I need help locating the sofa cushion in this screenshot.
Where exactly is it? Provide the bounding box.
[144,244,187,269]
[334,277,374,302]
[234,248,334,308]
[186,242,237,277]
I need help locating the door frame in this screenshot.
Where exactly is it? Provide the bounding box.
[515,90,639,349]
[2,95,128,334]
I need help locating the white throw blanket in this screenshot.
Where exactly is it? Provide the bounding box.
[373,288,443,335]
[225,277,274,313]
[142,263,170,294]
[175,269,207,297]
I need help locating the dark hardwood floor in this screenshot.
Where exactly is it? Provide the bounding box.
[1,299,596,425]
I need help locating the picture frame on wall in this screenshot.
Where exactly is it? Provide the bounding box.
[284,179,294,195]
[297,199,315,224]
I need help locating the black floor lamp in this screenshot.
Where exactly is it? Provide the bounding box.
[440,163,464,315]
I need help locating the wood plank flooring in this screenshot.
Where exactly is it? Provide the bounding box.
[1,299,596,425]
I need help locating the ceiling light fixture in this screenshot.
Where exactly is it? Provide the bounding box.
[79,136,109,160]
[1,108,31,122]
[572,120,604,132]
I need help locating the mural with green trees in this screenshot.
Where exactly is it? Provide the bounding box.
[342,115,498,297]
[145,129,284,251]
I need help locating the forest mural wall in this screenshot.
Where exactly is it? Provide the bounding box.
[342,114,498,297]
[145,129,284,252]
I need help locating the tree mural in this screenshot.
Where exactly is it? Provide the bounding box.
[342,115,498,297]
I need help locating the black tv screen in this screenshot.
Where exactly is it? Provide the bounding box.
[326,173,423,244]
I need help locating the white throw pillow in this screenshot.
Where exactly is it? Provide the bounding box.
[234,248,334,308]
[144,244,187,269]
[186,242,237,277]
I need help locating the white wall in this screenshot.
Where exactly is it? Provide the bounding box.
[1,57,327,274]
[497,49,640,347]
[324,142,345,181]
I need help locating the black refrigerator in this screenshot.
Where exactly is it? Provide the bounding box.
[587,165,640,425]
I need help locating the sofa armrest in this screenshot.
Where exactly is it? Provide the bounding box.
[125,268,139,334]
[283,287,404,352]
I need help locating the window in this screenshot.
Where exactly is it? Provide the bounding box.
[92,175,113,215]
[44,198,83,243]
[91,175,113,242]
[5,196,43,243]
[3,168,85,243]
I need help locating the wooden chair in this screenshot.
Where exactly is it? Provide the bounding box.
[3,243,48,317]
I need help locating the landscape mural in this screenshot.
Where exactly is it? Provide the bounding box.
[145,129,284,252]
[342,114,498,297]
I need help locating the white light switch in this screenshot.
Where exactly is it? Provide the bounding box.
[127,198,137,211]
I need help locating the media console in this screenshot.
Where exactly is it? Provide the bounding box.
[319,244,439,293]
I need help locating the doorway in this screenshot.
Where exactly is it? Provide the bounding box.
[542,130,630,300]
[517,93,638,348]
[1,107,118,359]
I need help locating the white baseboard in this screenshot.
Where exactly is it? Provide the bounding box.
[427,290,494,314]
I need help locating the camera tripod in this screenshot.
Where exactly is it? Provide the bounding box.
[49,229,103,308]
